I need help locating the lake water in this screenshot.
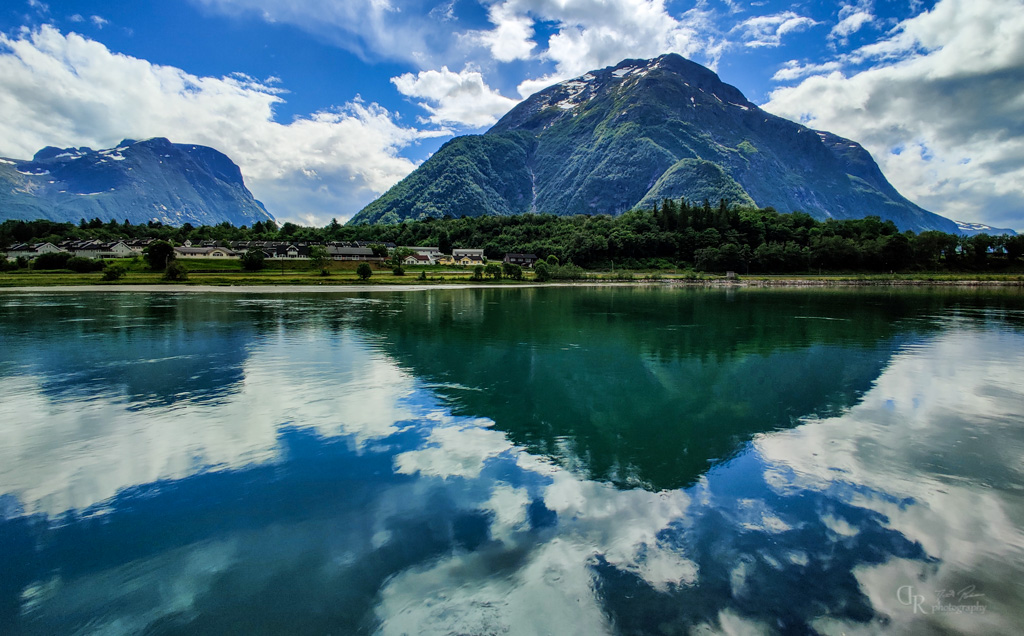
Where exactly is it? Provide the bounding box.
[1,286,1023,635]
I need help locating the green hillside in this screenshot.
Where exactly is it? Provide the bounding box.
[350,54,958,234]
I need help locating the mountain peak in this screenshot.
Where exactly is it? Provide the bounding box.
[352,55,958,234]
[490,53,751,134]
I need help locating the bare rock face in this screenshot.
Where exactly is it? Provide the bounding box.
[0,137,273,226]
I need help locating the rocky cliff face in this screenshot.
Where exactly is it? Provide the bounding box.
[0,138,273,226]
[351,54,958,234]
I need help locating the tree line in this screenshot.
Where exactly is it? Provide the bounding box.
[2,201,1022,273]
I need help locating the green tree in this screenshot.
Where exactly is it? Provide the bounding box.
[240,248,266,272]
[1005,235,1024,261]
[31,252,73,270]
[534,260,551,281]
[144,240,176,270]
[66,256,103,273]
[309,245,331,275]
[356,262,373,280]
[389,247,413,270]
[438,230,452,255]
[484,263,502,280]
[102,262,127,281]
[162,261,188,281]
[501,261,524,280]
[472,264,484,280]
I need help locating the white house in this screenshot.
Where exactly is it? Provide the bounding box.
[174,246,238,258]
[70,241,135,259]
[404,246,441,263]
[6,242,64,261]
[403,253,432,265]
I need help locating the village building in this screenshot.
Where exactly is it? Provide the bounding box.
[6,242,64,260]
[174,246,238,258]
[451,248,485,266]
[402,246,441,263]
[328,246,378,261]
[72,241,136,259]
[503,253,538,268]
[403,253,432,266]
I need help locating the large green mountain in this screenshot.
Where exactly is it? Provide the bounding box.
[351,54,958,234]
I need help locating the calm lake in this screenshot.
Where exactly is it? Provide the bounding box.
[1,286,1023,635]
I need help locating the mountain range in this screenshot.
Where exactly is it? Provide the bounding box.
[0,138,273,227]
[350,54,961,234]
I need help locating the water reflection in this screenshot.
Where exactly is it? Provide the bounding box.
[0,288,1022,635]
[352,287,956,490]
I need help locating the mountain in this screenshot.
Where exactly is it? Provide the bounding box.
[0,138,274,226]
[351,54,959,234]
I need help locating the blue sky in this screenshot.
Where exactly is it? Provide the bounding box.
[1,0,1021,230]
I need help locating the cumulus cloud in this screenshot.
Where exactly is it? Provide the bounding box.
[466,0,725,98]
[733,11,819,48]
[0,26,448,224]
[764,0,1024,229]
[474,2,536,62]
[391,66,519,127]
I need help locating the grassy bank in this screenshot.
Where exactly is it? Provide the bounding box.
[3,257,1024,288]
[0,259,514,287]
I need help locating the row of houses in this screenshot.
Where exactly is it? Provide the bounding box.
[5,239,154,260]
[6,239,541,268]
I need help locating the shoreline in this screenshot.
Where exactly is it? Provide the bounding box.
[1,278,1022,293]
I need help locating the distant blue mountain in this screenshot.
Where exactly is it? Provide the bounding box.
[0,138,273,226]
[352,54,961,234]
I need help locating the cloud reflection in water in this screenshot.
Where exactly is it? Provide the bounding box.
[0,291,1022,635]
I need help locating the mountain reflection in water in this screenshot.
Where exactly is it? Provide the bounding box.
[0,287,1022,635]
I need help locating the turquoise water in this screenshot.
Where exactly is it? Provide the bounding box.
[1,287,1023,634]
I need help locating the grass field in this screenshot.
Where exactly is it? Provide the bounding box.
[2,258,1023,287]
[0,259,511,287]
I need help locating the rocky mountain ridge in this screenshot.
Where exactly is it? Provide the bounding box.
[0,138,273,227]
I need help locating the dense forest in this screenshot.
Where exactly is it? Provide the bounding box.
[3,200,1022,273]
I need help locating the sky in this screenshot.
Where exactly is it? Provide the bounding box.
[0,0,1021,230]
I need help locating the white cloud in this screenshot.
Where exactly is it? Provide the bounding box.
[0,26,449,224]
[830,2,875,44]
[189,0,452,67]
[757,328,1024,634]
[391,65,520,127]
[763,0,1024,229]
[468,0,724,98]
[734,11,819,48]
[475,2,536,62]
[0,329,423,516]
[89,15,108,28]
[771,59,843,81]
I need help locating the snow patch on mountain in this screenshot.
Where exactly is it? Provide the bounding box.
[955,221,1017,236]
